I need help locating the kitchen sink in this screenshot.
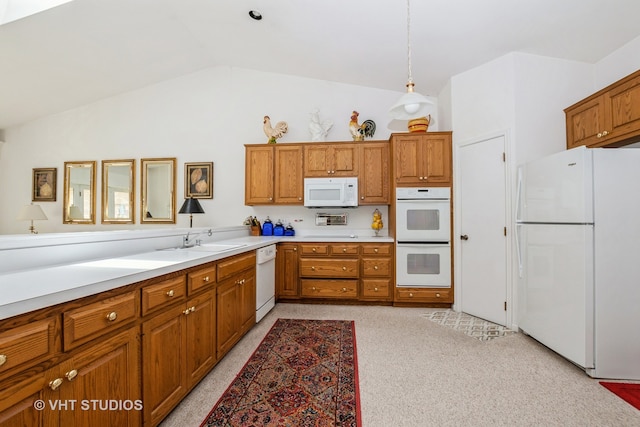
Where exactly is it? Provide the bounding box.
[188,243,248,252]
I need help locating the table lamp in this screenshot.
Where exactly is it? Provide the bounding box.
[17,203,48,234]
[178,197,205,228]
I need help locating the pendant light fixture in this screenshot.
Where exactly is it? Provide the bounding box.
[389,0,433,122]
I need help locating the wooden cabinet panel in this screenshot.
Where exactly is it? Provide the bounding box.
[142,304,187,427]
[359,142,390,204]
[301,279,358,299]
[362,258,392,277]
[276,243,299,299]
[63,291,138,351]
[245,145,274,204]
[187,265,216,295]
[142,276,186,315]
[274,145,304,204]
[299,243,329,255]
[0,373,45,426]
[57,327,140,427]
[304,144,358,177]
[300,258,359,278]
[361,279,392,301]
[0,316,58,378]
[329,244,359,255]
[395,287,452,304]
[216,278,239,359]
[565,69,640,148]
[361,244,392,256]
[239,271,256,334]
[217,252,256,282]
[186,289,217,387]
[392,132,452,186]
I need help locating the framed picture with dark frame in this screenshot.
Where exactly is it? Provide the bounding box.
[184,162,213,199]
[32,167,57,202]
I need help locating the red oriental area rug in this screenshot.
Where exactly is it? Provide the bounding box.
[600,382,640,410]
[201,318,361,427]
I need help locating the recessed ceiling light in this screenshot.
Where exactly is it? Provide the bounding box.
[248,10,262,21]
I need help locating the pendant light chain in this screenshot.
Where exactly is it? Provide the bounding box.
[406,0,413,85]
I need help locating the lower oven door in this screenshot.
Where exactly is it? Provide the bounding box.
[396,243,451,288]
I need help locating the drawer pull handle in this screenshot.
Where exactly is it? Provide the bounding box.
[0,354,6,366]
[374,248,378,253]
[312,248,317,252]
[166,290,175,297]
[311,266,315,271]
[342,287,347,292]
[436,293,441,298]
[65,369,78,381]
[409,293,414,298]
[49,378,63,390]
[293,247,297,251]
[312,287,316,291]
[374,287,379,292]
[342,248,347,252]
[203,276,210,282]
[106,312,118,322]
[183,306,195,315]
[342,266,346,271]
[374,265,379,270]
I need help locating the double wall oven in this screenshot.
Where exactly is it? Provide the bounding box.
[395,187,451,288]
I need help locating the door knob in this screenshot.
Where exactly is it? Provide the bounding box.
[460,234,469,241]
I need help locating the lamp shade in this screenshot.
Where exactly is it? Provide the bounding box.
[389,88,433,120]
[179,197,205,214]
[17,204,48,221]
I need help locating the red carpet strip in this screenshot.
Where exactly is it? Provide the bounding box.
[600,382,640,410]
[201,318,361,426]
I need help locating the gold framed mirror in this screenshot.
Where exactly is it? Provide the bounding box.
[102,159,135,224]
[141,157,176,224]
[63,161,96,224]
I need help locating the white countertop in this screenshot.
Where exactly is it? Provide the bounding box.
[0,233,394,321]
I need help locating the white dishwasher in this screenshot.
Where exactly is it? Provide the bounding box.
[255,244,276,322]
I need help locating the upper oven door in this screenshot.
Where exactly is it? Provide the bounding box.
[396,199,450,242]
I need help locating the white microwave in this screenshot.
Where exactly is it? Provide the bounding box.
[304,177,358,208]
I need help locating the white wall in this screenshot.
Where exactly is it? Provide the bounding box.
[595,35,640,89]
[0,66,430,235]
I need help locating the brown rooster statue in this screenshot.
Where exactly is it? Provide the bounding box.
[349,111,376,141]
[263,115,288,144]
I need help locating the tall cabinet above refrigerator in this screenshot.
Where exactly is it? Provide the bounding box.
[516,146,640,380]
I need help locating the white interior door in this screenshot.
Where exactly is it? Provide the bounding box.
[458,135,508,325]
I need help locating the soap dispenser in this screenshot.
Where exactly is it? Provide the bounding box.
[262,217,273,236]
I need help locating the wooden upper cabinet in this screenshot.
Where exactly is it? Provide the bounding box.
[245,145,274,204]
[565,69,640,148]
[359,142,390,204]
[304,144,358,177]
[245,145,303,205]
[392,132,452,186]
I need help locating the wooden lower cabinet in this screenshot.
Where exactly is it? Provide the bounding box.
[276,243,299,299]
[142,289,216,427]
[0,372,46,426]
[300,279,358,299]
[394,287,452,305]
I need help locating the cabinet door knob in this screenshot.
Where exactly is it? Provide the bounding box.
[106,312,118,322]
[49,378,63,390]
[342,287,347,292]
[342,248,347,252]
[374,248,378,253]
[269,197,273,201]
[374,287,379,292]
[312,247,317,252]
[374,265,379,270]
[293,247,297,251]
[298,197,302,201]
[436,293,441,298]
[311,266,315,271]
[312,287,316,291]
[342,266,347,271]
[327,170,331,174]
[409,293,414,297]
[0,354,6,366]
[203,276,209,282]
[65,369,78,381]
[166,290,174,297]
[597,132,602,138]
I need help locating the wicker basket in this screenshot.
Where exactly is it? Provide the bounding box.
[408,116,430,133]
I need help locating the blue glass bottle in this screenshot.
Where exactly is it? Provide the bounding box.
[262,217,273,236]
[273,219,285,236]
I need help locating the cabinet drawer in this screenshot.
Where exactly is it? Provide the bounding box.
[395,287,452,303]
[142,276,186,315]
[217,252,256,282]
[299,244,329,255]
[188,264,216,295]
[362,258,392,277]
[361,244,392,256]
[329,244,359,255]
[301,280,358,299]
[63,291,139,350]
[0,317,58,376]
[300,258,359,278]
[361,279,392,300]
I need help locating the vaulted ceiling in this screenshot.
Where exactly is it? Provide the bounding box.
[1,0,639,129]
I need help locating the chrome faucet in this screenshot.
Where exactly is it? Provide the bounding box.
[183,229,212,248]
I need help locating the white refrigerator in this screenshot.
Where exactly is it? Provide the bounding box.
[516,146,640,380]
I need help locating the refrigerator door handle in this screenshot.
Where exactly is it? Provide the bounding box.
[515,223,523,278]
[515,167,523,222]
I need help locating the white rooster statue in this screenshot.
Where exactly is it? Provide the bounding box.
[349,111,376,141]
[309,109,333,142]
[263,115,288,144]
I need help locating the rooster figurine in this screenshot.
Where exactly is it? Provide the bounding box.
[348,111,376,141]
[263,115,288,144]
